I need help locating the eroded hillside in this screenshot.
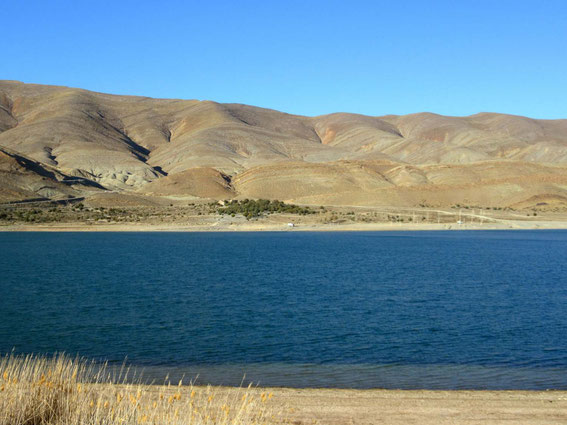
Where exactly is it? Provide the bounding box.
[1,80,566,209]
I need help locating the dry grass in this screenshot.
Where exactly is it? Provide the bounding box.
[0,353,284,425]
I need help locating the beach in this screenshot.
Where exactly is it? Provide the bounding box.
[2,220,567,232]
[91,385,567,425]
[4,353,567,425]
[231,387,567,425]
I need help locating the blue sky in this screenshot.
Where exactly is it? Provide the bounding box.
[3,0,566,118]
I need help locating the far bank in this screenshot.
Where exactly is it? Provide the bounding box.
[2,219,567,232]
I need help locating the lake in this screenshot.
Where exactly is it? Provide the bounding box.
[1,230,566,389]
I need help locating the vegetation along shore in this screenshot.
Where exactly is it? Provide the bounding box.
[1,196,567,232]
[1,354,567,425]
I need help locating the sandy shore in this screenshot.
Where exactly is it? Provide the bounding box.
[2,219,567,232]
[150,386,567,425]
[273,388,567,425]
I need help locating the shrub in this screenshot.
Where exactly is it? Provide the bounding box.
[216,199,314,218]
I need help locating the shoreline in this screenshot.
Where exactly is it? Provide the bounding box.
[267,387,567,425]
[107,385,567,424]
[2,220,567,232]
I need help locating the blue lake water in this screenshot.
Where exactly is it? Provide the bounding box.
[1,230,566,389]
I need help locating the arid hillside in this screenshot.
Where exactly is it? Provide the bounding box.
[1,80,566,209]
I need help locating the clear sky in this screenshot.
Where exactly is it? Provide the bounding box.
[3,0,566,118]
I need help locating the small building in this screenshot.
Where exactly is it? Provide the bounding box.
[287,223,294,227]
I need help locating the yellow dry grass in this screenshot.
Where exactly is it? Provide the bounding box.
[0,353,284,425]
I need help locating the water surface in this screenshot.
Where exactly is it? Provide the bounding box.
[1,231,566,389]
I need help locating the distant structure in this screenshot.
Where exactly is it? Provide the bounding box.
[287,223,294,228]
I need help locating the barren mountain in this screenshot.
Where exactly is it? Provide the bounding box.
[1,80,566,208]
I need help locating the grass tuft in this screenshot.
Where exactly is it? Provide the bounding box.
[0,353,283,425]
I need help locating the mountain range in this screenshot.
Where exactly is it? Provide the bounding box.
[1,80,566,209]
